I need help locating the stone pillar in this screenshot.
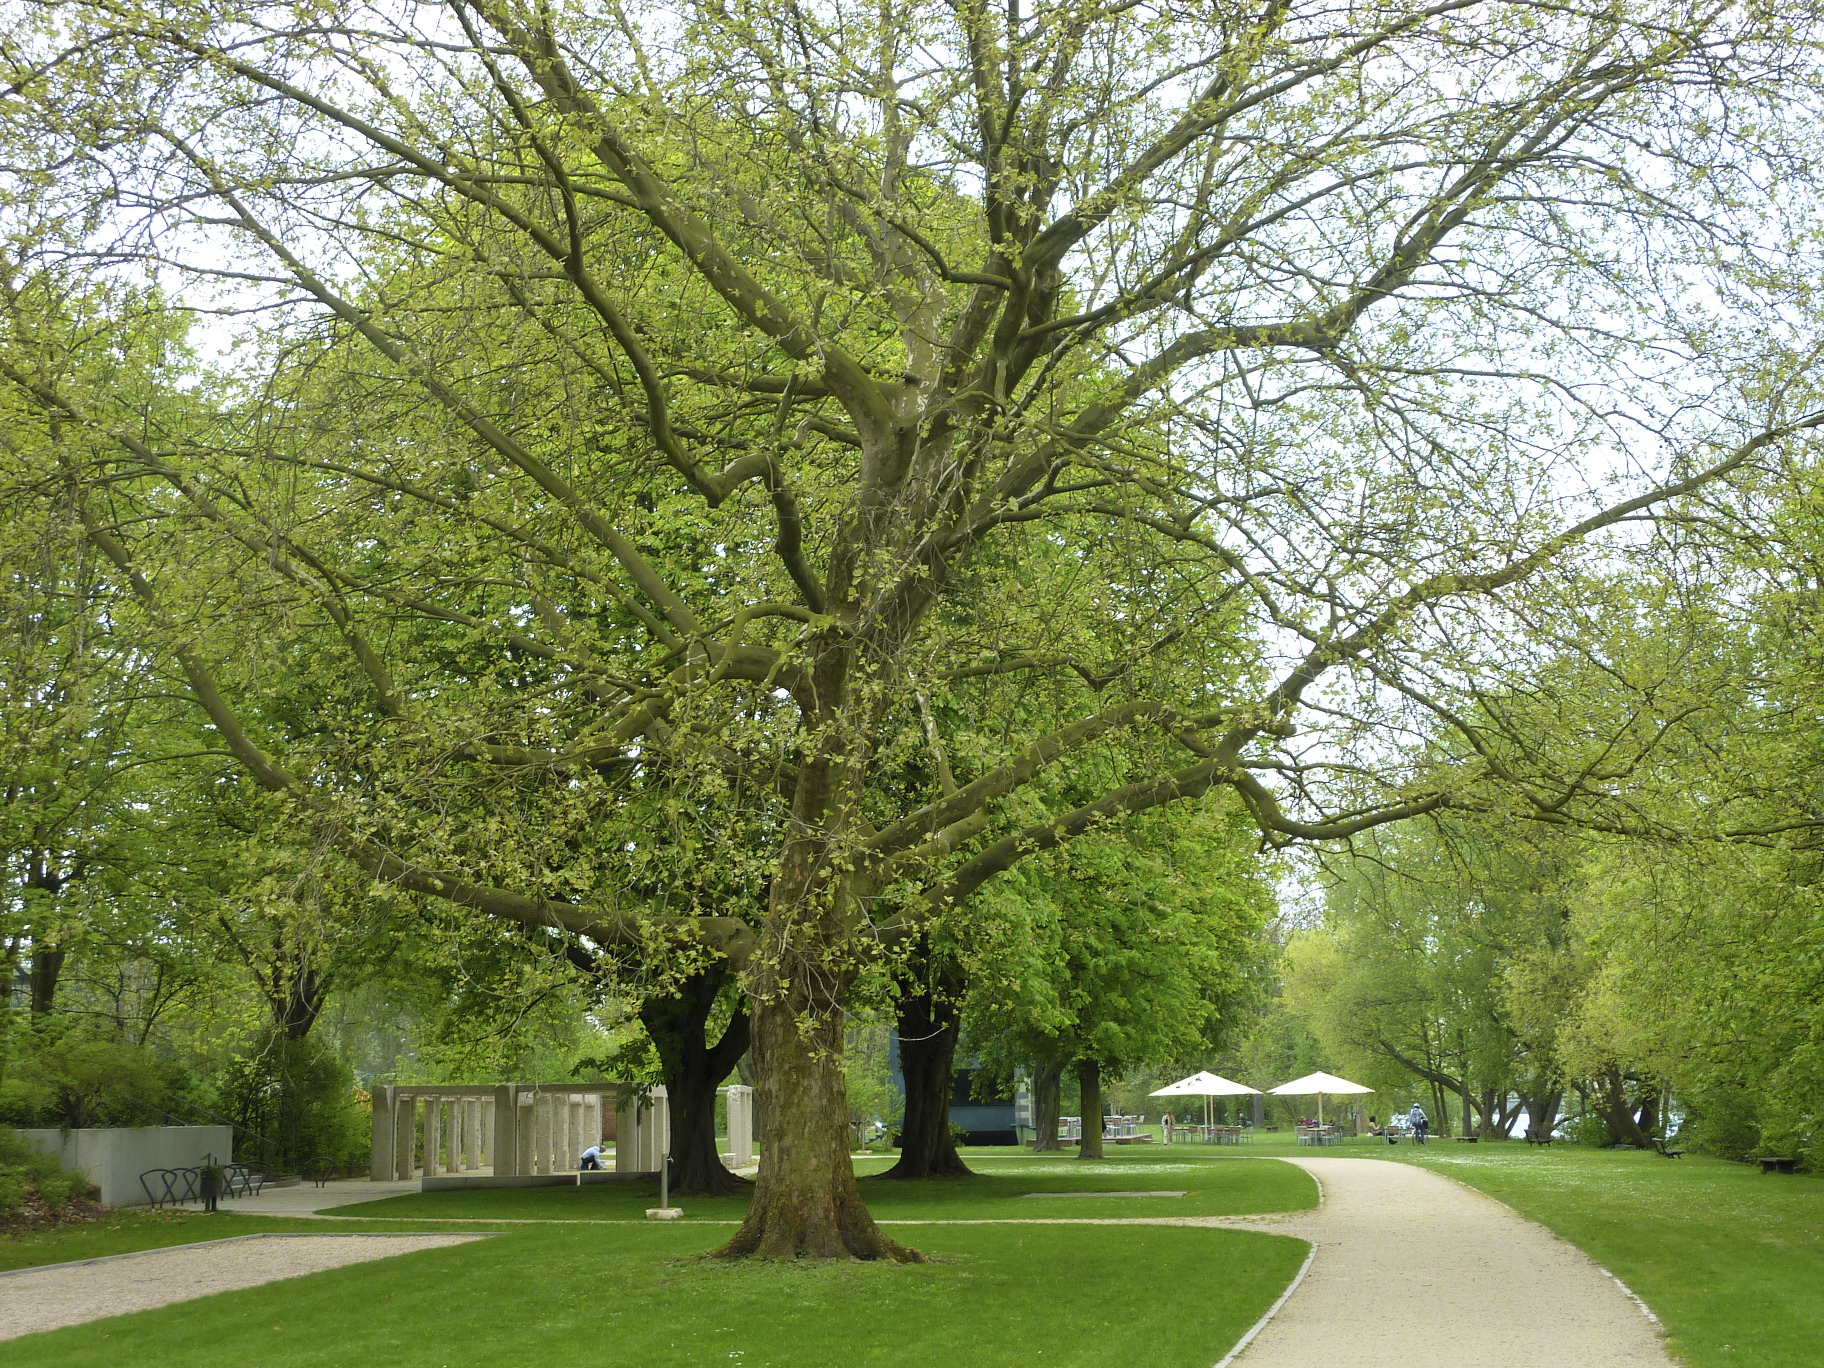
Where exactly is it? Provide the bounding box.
[583,1095,601,1154]
[396,1095,417,1178]
[535,1093,553,1174]
[442,1100,461,1174]
[371,1085,397,1181]
[517,1091,537,1175]
[567,1095,585,1169]
[464,1100,482,1170]
[490,1087,515,1178]
[421,1094,440,1179]
[724,1085,753,1167]
[614,1090,640,1173]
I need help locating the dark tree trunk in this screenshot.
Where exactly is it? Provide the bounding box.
[641,962,753,1198]
[1593,1069,1653,1146]
[1031,1061,1063,1151]
[717,993,922,1261]
[1076,1059,1104,1160]
[879,957,971,1180]
[273,959,331,1041]
[28,943,65,1015]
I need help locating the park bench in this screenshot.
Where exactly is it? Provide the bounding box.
[1452,1135,1480,1143]
[1758,1156,1799,1174]
[1524,1132,1554,1147]
[1652,1139,1684,1159]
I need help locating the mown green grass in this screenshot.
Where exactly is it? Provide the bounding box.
[10,1213,1306,1367]
[1379,1141,1824,1368]
[328,1144,1316,1224]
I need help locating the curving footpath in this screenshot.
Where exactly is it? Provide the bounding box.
[1210,1157,1674,1367]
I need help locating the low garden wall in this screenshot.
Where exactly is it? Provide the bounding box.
[16,1125,234,1207]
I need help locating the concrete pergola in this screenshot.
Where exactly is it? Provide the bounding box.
[369,1083,753,1187]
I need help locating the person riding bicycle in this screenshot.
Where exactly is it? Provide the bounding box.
[1407,1103,1430,1144]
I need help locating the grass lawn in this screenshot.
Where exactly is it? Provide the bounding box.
[1371,1141,1824,1368]
[328,1144,1317,1224]
[4,1150,1313,1367]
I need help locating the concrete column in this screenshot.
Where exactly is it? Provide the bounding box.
[517,1091,537,1175]
[480,1100,493,1169]
[421,1095,439,1180]
[442,1101,461,1174]
[567,1096,584,1169]
[724,1085,753,1166]
[371,1085,397,1181]
[535,1093,553,1174]
[490,1087,515,1177]
[464,1100,482,1171]
[583,1095,601,1155]
[396,1095,417,1178]
[614,1091,640,1173]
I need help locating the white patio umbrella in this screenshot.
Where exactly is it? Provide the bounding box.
[1150,1071,1262,1129]
[1269,1070,1374,1125]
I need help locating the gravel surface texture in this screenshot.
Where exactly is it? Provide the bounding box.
[0,1232,486,1341]
[1209,1157,1674,1367]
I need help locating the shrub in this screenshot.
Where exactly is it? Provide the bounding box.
[1569,1113,1616,1147]
[1681,1087,1765,1162]
[0,1128,92,1221]
[218,1035,370,1172]
[10,1023,182,1129]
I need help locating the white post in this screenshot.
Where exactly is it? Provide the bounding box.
[480,1099,493,1169]
[422,1095,439,1179]
[464,1100,481,1170]
[443,1100,461,1173]
[724,1085,753,1167]
[516,1091,536,1177]
[536,1093,554,1174]
[650,1084,670,1172]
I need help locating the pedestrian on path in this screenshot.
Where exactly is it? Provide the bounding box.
[1407,1103,1429,1145]
[579,1142,606,1170]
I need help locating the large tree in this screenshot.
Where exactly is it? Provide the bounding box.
[6,0,1824,1259]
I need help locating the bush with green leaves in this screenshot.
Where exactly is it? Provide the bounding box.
[0,1128,92,1220]
[218,1035,370,1172]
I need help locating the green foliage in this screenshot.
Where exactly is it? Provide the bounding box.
[217,1036,369,1171]
[4,1022,184,1130]
[0,1127,89,1218]
[1569,1113,1615,1148]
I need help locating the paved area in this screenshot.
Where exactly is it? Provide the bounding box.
[221,1177,420,1215]
[1209,1157,1674,1367]
[0,1233,486,1341]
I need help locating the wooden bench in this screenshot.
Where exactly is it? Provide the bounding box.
[1652,1139,1684,1159]
[1758,1156,1798,1174]
[1452,1135,1479,1143]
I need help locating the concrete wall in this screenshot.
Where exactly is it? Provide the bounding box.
[16,1126,235,1208]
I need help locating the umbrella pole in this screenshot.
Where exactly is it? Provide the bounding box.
[1319,1095,1324,1125]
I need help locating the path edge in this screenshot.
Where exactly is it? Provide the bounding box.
[1210,1240,1316,1368]
[0,1230,497,1280]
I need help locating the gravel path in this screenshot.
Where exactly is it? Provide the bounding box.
[1208,1157,1674,1367]
[0,1233,486,1341]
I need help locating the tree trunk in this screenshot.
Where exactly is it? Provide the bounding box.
[641,964,753,1199]
[28,942,65,1016]
[1593,1069,1652,1146]
[1076,1059,1105,1160]
[1031,1061,1063,1152]
[717,994,923,1261]
[879,959,971,1179]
